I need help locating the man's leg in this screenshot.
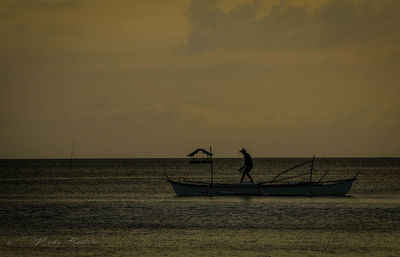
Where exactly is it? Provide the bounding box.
[240,172,246,183]
[246,172,254,182]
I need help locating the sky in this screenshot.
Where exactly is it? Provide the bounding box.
[0,0,399,158]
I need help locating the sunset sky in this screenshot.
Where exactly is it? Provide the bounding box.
[1,0,399,158]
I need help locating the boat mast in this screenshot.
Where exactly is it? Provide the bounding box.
[310,156,315,184]
[309,156,315,197]
[210,146,213,185]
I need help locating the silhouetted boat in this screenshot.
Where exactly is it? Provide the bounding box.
[166,152,360,196]
[166,177,358,196]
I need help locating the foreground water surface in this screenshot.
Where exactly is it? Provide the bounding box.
[1,158,399,256]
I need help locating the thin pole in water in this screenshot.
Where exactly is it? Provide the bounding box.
[70,139,77,170]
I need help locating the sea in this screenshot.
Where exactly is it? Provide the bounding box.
[1,158,399,257]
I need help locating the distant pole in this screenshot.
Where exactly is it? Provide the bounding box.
[70,139,77,170]
[210,146,213,185]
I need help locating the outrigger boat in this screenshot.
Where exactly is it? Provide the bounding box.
[166,150,360,196]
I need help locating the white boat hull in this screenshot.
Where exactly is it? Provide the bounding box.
[168,179,355,196]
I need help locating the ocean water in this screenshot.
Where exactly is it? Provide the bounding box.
[0,158,399,256]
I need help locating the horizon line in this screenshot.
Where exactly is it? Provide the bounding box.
[1,156,399,160]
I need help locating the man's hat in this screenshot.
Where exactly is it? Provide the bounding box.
[239,148,246,153]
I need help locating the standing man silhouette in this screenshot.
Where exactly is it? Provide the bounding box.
[239,148,254,183]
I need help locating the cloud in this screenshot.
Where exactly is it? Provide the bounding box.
[182,0,400,54]
[1,0,399,157]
